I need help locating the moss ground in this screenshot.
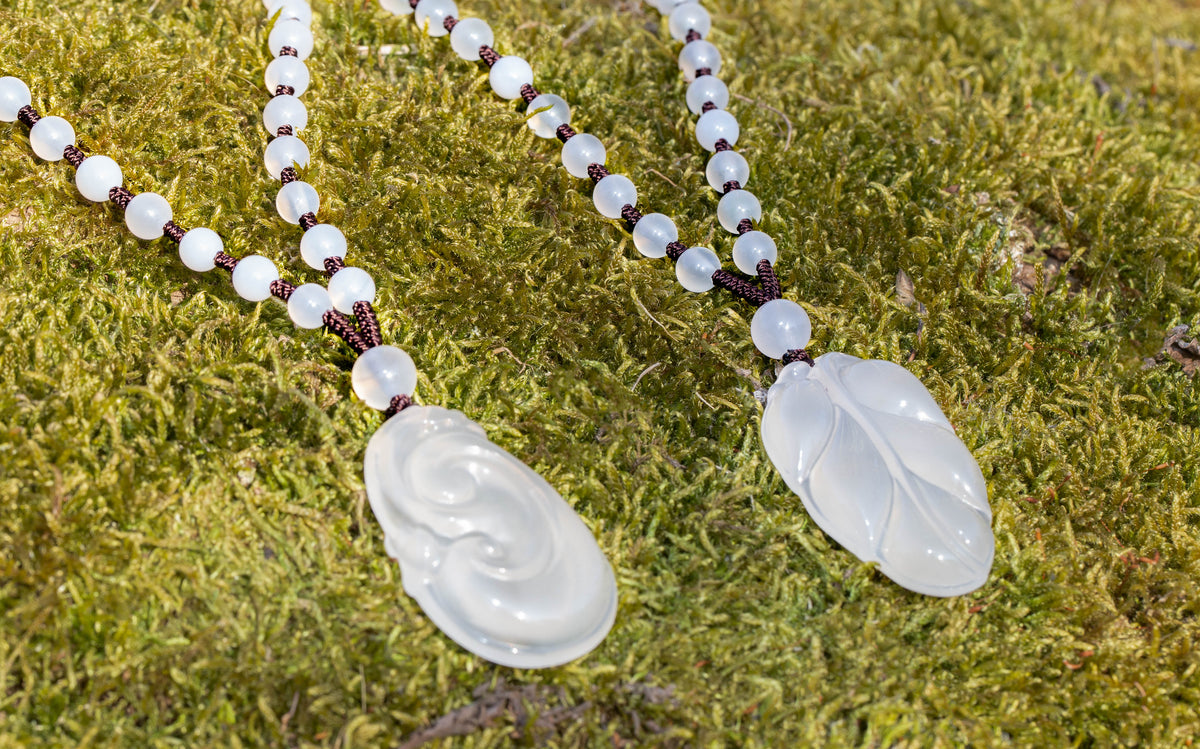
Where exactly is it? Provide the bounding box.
[2,0,1200,745]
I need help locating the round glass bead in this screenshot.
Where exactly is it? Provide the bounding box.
[300,223,348,269]
[695,109,739,151]
[750,298,811,359]
[231,255,280,302]
[717,190,761,233]
[489,56,534,100]
[668,3,711,42]
[328,266,376,313]
[288,283,333,329]
[631,213,677,259]
[0,76,31,122]
[675,246,720,292]
[74,155,123,202]
[379,0,415,15]
[265,56,310,96]
[561,133,605,179]
[124,192,173,240]
[705,150,749,191]
[276,181,319,224]
[263,134,310,178]
[449,18,493,60]
[732,231,777,275]
[272,0,313,24]
[592,174,637,219]
[415,0,456,37]
[178,227,224,272]
[686,76,729,115]
[29,116,75,161]
[352,345,418,410]
[678,40,721,81]
[268,19,315,59]
[526,94,570,139]
[262,94,308,134]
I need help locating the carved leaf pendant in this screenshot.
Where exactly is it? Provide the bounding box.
[762,353,994,596]
[364,405,618,668]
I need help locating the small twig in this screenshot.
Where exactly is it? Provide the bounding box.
[562,17,597,47]
[492,346,530,373]
[733,94,794,150]
[632,362,661,390]
[632,295,669,333]
[647,168,679,188]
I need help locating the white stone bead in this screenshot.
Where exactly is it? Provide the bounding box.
[300,223,348,269]
[705,149,749,191]
[489,56,534,100]
[379,0,414,15]
[28,116,75,161]
[231,255,280,302]
[526,93,570,139]
[678,40,721,81]
[74,155,123,202]
[717,190,761,233]
[352,344,418,410]
[328,266,376,313]
[262,94,308,134]
[449,18,493,60]
[276,181,319,224]
[268,19,315,59]
[288,283,332,329]
[732,231,777,275]
[265,56,310,96]
[0,76,31,122]
[561,133,605,179]
[124,192,173,240]
[695,109,739,151]
[686,76,729,115]
[272,0,313,25]
[750,298,810,358]
[668,3,711,42]
[178,227,224,272]
[415,0,456,36]
[675,246,720,292]
[592,174,637,219]
[631,213,677,259]
[263,135,310,178]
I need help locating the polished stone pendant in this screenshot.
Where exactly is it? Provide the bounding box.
[363,405,618,668]
[761,353,994,597]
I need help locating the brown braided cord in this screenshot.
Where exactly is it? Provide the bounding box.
[712,269,771,306]
[63,145,86,168]
[783,349,815,366]
[270,279,296,300]
[162,221,186,243]
[108,186,134,210]
[276,125,294,137]
[408,0,418,8]
[665,241,688,261]
[519,83,540,104]
[299,212,318,231]
[587,163,610,183]
[701,101,717,113]
[714,138,732,152]
[213,252,239,272]
[279,46,299,57]
[275,85,295,96]
[16,105,40,128]
[556,123,576,142]
[384,394,414,418]
[686,29,702,43]
[756,259,782,301]
[620,204,642,228]
[443,15,458,32]
[723,180,741,194]
[736,218,754,235]
[280,166,298,185]
[479,46,500,67]
[353,300,383,349]
[695,67,712,78]
[323,255,346,277]
[323,309,368,354]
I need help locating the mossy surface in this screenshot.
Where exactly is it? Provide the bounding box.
[2,0,1200,745]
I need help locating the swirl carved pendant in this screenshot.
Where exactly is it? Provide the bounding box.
[363,406,618,668]
[761,353,994,597]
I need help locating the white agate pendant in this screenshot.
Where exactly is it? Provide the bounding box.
[761,353,994,597]
[363,405,618,668]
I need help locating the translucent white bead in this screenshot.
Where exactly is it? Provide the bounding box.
[631,213,677,259]
[489,56,534,100]
[124,192,173,240]
[592,174,637,219]
[272,0,313,25]
[668,3,711,42]
[178,227,224,272]
[705,149,749,191]
[262,94,308,134]
[231,255,280,302]
[328,266,376,313]
[379,0,414,15]
[276,181,319,223]
[287,283,332,329]
[263,134,310,178]
[750,298,811,358]
[717,190,761,233]
[675,246,720,292]
[28,116,75,161]
[415,0,456,36]
[352,345,418,410]
[74,155,123,202]
[449,18,493,60]
[300,223,348,269]
[265,56,310,97]
[695,109,739,151]
[0,76,31,122]
[686,76,729,115]
[268,19,315,59]
[561,133,605,179]
[526,93,570,139]
[732,231,777,275]
[678,40,721,82]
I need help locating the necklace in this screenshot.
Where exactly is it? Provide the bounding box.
[376,0,995,596]
[0,0,618,668]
